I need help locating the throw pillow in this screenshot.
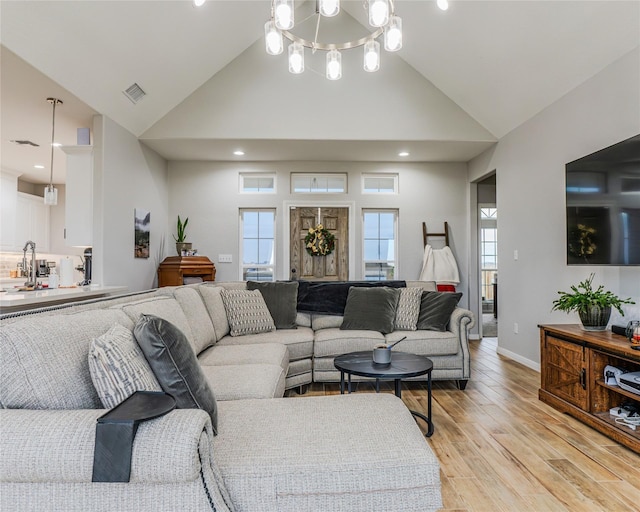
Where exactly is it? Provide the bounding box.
[220,289,276,336]
[340,286,401,334]
[247,281,299,329]
[133,314,218,434]
[88,323,162,409]
[416,291,463,332]
[394,287,423,331]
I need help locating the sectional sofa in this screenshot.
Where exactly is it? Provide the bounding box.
[0,280,474,511]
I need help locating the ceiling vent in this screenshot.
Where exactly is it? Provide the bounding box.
[10,139,39,146]
[123,83,146,104]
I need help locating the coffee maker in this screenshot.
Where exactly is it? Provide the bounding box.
[80,247,92,285]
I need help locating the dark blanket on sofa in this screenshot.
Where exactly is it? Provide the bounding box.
[296,280,407,315]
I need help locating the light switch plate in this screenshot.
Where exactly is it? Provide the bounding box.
[218,254,233,263]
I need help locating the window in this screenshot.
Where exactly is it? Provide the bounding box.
[363,210,397,281]
[480,207,497,302]
[240,173,276,193]
[240,209,275,281]
[291,173,347,193]
[362,173,398,194]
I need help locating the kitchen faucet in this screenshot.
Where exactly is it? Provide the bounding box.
[22,240,37,287]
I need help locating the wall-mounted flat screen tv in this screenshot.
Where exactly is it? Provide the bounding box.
[566,134,640,265]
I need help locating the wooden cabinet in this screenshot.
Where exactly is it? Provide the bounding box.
[61,145,93,247]
[539,324,639,454]
[157,256,216,287]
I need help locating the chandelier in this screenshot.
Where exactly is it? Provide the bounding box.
[264,0,404,80]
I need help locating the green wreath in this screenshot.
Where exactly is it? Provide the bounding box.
[305,224,336,256]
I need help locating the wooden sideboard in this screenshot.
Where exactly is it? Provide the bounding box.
[539,324,639,454]
[157,256,216,287]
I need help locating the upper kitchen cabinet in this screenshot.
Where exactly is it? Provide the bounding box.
[16,192,50,252]
[61,145,93,247]
[0,170,20,250]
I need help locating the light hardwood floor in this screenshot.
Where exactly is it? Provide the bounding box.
[297,338,640,511]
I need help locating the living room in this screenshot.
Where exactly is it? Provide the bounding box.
[1,1,639,510]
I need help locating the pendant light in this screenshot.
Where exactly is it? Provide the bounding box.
[44,97,62,206]
[326,49,342,80]
[288,42,305,74]
[363,40,380,72]
[265,20,283,55]
[273,0,294,30]
[369,0,390,27]
[384,15,402,51]
[319,0,340,17]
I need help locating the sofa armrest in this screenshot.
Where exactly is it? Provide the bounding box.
[0,408,213,484]
[449,307,475,336]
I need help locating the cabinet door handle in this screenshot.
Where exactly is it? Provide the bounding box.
[580,368,586,390]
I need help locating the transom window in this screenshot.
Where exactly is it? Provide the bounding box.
[291,173,347,194]
[362,173,398,194]
[239,173,276,193]
[240,209,275,281]
[363,209,397,281]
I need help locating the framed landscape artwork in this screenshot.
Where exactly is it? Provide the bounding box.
[134,208,150,259]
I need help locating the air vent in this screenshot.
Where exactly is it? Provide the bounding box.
[123,83,146,104]
[10,140,39,146]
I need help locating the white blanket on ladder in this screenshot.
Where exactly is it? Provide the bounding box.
[419,244,460,285]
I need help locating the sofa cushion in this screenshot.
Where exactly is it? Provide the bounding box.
[198,343,289,372]
[201,364,285,401]
[197,284,230,341]
[213,394,442,512]
[314,328,385,358]
[88,323,162,408]
[0,309,132,409]
[416,291,463,331]
[134,314,218,434]
[120,296,198,354]
[340,286,401,334]
[247,280,299,329]
[384,330,460,356]
[394,287,423,331]
[217,327,314,361]
[171,287,216,353]
[221,289,275,336]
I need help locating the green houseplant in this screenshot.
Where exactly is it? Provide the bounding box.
[173,215,191,255]
[552,273,635,331]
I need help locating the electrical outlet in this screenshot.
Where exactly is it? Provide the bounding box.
[514,322,519,334]
[218,254,233,263]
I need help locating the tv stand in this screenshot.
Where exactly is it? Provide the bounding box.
[539,324,639,454]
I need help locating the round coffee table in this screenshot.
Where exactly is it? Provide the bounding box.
[334,351,434,437]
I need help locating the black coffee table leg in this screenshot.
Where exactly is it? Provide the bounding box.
[395,375,434,438]
[340,370,345,394]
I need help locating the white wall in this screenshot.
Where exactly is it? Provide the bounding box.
[167,160,473,308]
[469,48,640,368]
[93,115,169,291]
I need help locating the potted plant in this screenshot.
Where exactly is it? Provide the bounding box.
[173,215,191,255]
[552,273,635,331]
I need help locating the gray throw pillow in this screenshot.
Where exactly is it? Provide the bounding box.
[416,291,463,332]
[394,287,423,331]
[340,286,401,334]
[247,281,299,329]
[88,323,162,409]
[133,314,218,434]
[221,289,276,336]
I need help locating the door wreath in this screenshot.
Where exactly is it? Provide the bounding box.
[305,224,335,256]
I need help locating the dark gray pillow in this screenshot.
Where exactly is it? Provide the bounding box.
[340,286,401,334]
[133,314,218,434]
[247,281,299,329]
[416,291,463,332]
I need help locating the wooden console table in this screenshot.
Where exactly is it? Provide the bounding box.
[157,256,216,287]
[539,324,639,454]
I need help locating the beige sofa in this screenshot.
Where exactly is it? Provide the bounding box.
[0,282,445,512]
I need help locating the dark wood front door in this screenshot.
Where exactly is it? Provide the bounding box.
[290,206,348,281]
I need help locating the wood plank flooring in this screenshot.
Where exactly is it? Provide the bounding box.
[295,338,640,511]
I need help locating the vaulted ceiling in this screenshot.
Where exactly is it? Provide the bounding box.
[1,1,638,184]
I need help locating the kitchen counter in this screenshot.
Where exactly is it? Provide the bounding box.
[0,285,128,315]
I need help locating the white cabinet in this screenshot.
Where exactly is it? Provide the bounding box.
[61,145,93,247]
[0,171,20,250]
[16,192,50,252]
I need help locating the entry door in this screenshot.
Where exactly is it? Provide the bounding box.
[290,207,348,281]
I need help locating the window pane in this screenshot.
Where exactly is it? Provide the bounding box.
[258,211,274,238]
[243,267,274,281]
[365,262,395,281]
[364,240,380,260]
[363,175,397,193]
[258,239,274,264]
[379,213,395,239]
[243,239,258,264]
[291,173,346,193]
[363,213,379,238]
[243,212,258,238]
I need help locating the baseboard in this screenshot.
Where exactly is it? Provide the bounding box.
[496,346,540,372]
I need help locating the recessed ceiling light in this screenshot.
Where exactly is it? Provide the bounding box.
[233,150,245,156]
[34,164,45,169]
[398,151,410,157]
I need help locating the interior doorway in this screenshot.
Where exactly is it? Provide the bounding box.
[289,206,349,281]
[478,174,497,338]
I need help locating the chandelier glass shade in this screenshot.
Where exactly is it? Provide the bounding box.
[44,98,62,206]
[265,0,402,80]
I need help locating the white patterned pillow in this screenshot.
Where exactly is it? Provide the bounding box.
[394,287,423,331]
[88,323,161,408]
[221,289,276,337]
